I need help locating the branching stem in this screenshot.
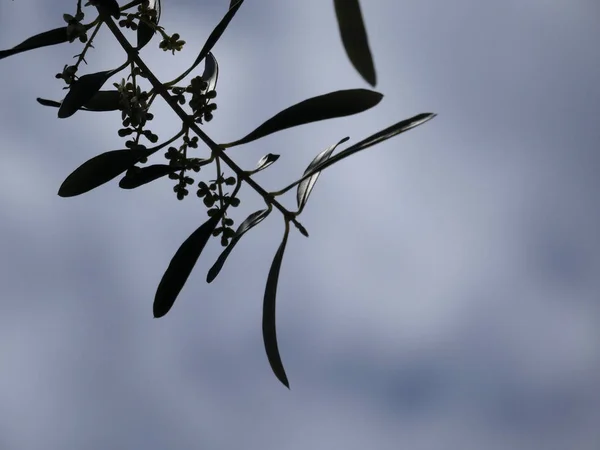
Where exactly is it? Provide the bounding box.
[100,13,308,236]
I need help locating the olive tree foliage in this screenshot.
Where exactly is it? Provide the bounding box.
[1,0,435,388]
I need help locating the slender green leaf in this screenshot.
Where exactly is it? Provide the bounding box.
[119,164,180,189]
[222,89,383,148]
[297,137,349,213]
[207,208,271,283]
[154,213,223,318]
[0,27,70,60]
[58,148,152,197]
[58,70,115,118]
[263,222,291,388]
[175,0,243,82]
[38,90,121,112]
[334,0,376,86]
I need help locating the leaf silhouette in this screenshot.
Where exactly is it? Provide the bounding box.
[222,89,383,148]
[296,137,349,213]
[175,0,243,82]
[36,98,62,108]
[58,70,116,118]
[262,222,291,388]
[278,113,437,196]
[323,113,437,162]
[207,208,271,283]
[81,90,122,111]
[202,52,219,92]
[93,0,121,19]
[334,0,376,86]
[38,90,121,112]
[154,213,223,318]
[137,0,161,49]
[251,153,280,174]
[119,164,180,189]
[0,27,71,60]
[58,148,152,197]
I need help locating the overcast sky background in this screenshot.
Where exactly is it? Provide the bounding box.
[1,1,599,449]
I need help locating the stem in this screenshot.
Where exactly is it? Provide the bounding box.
[100,13,308,236]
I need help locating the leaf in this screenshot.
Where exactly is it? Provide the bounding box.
[278,113,437,197]
[303,113,437,182]
[119,164,180,189]
[222,89,383,148]
[58,148,152,197]
[176,0,243,82]
[252,153,280,173]
[58,70,115,118]
[334,0,376,86]
[207,208,271,283]
[0,27,70,60]
[296,137,349,213]
[36,98,62,108]
[38,90,121,112]
[202,53,219,92]
[92,0,121,19]
[262,222,291,388]
[137,0,161,49]
[154,213,223,318]
[81,90,122,111]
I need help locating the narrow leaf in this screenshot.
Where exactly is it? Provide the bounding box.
[334,0,376,86]
[154,213,223,318]
[92,0,121,19]
[263,222,291,388]
[38,90,121,112]
[137,0,161,49]
[331,112,436,156]
[252,153,280,173]
[176,0,243,81]
[36,98,62,108]
[119,164,180,189]
[80,90,121,111]
[58,70,115,118]
[207,208,271,283]
[222,89,383,148]
[278,113,437,196]
[202,53,219,92]
[58,148,152,197]
[296,137,349,213]
[0,27,70,60]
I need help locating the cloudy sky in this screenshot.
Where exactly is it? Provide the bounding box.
[1,0,599,449]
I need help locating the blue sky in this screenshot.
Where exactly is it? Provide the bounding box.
[1,1,599,449]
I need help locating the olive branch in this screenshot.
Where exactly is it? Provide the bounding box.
[1,0,436,388]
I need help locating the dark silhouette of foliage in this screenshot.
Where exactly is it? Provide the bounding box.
[1,0,435,388]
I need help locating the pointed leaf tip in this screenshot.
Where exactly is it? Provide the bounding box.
[263,223,291,388]
[223,89,382,148]
[154,213,222,318]
[297,137,349,213]
[207,208,271,283]
[58,148,151,197]
[334,0,377,86]
[58,70,113,118]
[0,27,70,60]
